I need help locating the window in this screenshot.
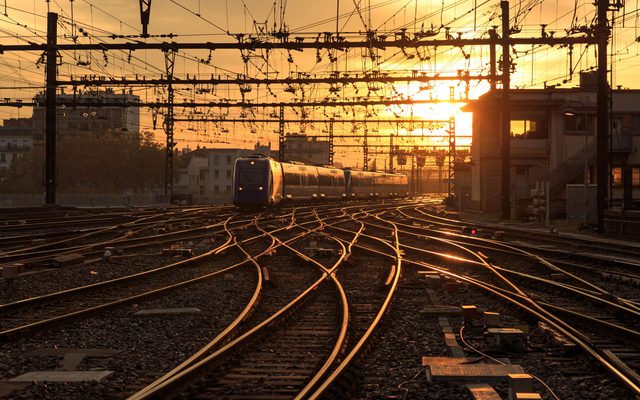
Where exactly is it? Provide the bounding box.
[199,186,205,195]
[237,167,265,183]
[199,170,205,181]
[214,170,219,179]
[284,173,301,185]
[226,155,232,164]
[213,155,219,165]
[612,167,622,187]
[0,153,5,162]
[510,113,548,139]
[226,185,231,193]
[563,114,589,133]
[318,175,332,186]
[613,167,640,187]
[226,170,232,179]
[214,185,219,194]
[632,116,640,135]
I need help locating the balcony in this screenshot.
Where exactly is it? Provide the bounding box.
[0,145,31,152]
[610,133,633,154]
[510,139,549,159]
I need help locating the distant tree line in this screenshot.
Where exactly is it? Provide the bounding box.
[0,131,166,193]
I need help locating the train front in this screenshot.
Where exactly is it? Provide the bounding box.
[233,157,272,208]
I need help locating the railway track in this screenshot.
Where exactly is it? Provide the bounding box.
[2,201,640,400]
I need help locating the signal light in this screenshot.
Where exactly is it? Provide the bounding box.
[470,228,477,236]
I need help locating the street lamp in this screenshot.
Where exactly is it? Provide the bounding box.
[564,101,590,228]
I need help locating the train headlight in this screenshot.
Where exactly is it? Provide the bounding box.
[239,186,244,191]
[259,186,263,191]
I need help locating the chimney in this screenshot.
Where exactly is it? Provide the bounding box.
[579,72,597,89]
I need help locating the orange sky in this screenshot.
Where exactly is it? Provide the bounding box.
[0,1,638,166]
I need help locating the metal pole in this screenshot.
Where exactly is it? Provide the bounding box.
[45,12,58,205]
[388,129,394,173]
[596,0,609,234]
[278,105,285,161]
[363,126,368,171]
[584,110,588,227]
[500,1,511,219]
[328,118,334,165]
[489,28,497,91]
[163,49,176,200]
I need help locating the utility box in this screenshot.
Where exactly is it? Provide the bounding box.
[566,184,597,224]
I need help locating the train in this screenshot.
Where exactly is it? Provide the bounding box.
[233,155,409,208]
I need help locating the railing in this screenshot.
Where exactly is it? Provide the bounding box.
[611,133,633,153]
[549,139,597,194]
[0,145,31,152]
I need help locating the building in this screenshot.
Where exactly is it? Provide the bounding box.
[459,79,640,220]
[0,124,33,169]
[32,88,140,136]
[175,142,275,204]
[283,133,331,165]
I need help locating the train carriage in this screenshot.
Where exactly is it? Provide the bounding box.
[233,156,283,208]
[317,166,346,201]
[234,156,408,209]
[281,162,319,202]
[345,169,376,199]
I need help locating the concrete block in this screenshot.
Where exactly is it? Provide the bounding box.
[134,307,201,316]
[508,373,535,400]
[61,353,87,371]
[9,371,113,382]
[427,363,525,383]
[443,281,461,294]
[2,264,20,279]
[427,275,442,289]
[50,253,84,268]
[514,394,542,400]
[462,305,478,321]
[483,311,501,327]
[27,348,122,358]
[466,383,502,400]
[419,306,462,317]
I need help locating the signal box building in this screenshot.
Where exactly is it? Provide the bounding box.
[459,78,640,220]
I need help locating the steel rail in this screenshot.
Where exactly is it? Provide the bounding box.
[307,210,403,399]
[129,225,271,397]
[375,209,629,301]
[411,205,640,257]
[130,210,355,399]
[327,222,640,395]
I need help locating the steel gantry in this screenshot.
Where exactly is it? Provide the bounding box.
[447,116,456,197]
[0,8,609,227]
[163,48,176,196]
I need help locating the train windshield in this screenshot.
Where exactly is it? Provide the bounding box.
[237,167,266,183]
